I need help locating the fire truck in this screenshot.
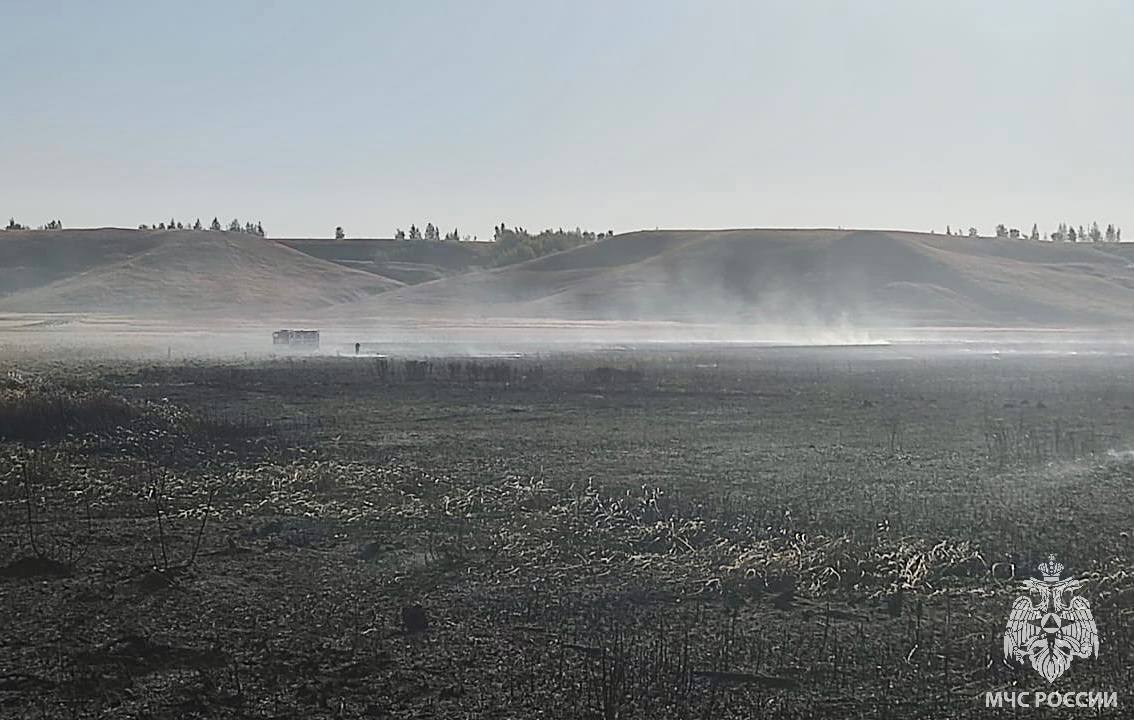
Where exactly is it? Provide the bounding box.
[272,329,320,349]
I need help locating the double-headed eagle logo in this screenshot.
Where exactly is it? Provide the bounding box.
[1003,554,1098,683]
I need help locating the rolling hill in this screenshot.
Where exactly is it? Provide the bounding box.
[6,227,1134,328]
[329,229,1134,327]
[277,237,491,284]
[0,229,401,315]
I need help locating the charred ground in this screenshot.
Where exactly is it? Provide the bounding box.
[2,347,1134,718]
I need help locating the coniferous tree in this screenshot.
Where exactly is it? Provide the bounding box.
[409,225,421,240]
[1030,223,1039,241]
[193,218,202,231]
[395,228,406,240]
[210,217,222,231]
[335,226,345,240]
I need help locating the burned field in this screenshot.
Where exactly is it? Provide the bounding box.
[3,346,1134,718]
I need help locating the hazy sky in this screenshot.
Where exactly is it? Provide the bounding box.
[2,1,1131,239]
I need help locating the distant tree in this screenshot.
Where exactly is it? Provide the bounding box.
[256,221,265,237]
[1030,223,1039,241]
[945,225,952,235]
[424,222,438,241]
[1090,222,1102,243]
[193,218,202,231]
[1106,223,1116,242]
[409,225,421,240]
[1068,226,1078,242]
[139,224,149,230]
[1118,227,1123,242]
[1009,228,1020,239]
[335,226,345,240]
[995,223,1008,238]
[967,227,978,237]
[159,222,166,230]
[489,225,605,266]
[228,218,241,232]
[395,228,406,240]
[169,217,176,229]
[210,217,222,231]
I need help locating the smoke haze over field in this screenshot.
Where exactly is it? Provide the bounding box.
[9,7,1134,720]
[330,228,1134,329]
[4,3,1134,351]
[5,227,1134,358]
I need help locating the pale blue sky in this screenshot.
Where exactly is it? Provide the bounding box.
[2,1,1131,239]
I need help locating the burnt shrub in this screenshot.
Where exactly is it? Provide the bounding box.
[0,389,140,442]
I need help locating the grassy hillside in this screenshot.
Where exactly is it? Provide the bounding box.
[277,238,492,285]
[331,229,1134,327]
[0,228,165,296]
[0,229,400,315]
[7,227,1134,327]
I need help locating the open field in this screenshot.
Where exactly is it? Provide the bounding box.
[3,342,1134,718]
